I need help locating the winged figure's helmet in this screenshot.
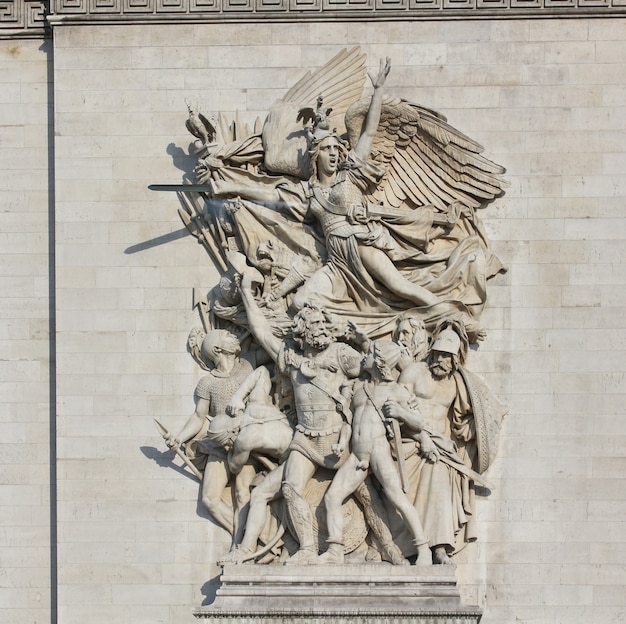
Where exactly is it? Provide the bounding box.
[297,95,349,180]
[298,95,338,150]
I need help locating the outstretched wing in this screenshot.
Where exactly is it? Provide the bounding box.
[281,46,367,133]
[263,47,367,178]
[345,95,507,210]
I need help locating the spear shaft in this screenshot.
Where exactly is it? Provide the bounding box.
[154,418,203,481]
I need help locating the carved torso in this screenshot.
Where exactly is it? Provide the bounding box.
[308,170,369,239]
[194,358,254,422]
[415,377,457,437]
[399,361,458,436]
[292,367,344,433]
[279,341,361,435]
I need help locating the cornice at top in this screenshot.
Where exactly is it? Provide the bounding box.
[0,1,50,38]
[2,0,625,39]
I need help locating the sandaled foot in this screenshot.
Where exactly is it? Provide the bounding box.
[382,543,409,566]
[284,547,318,565]
[415,543,432,566]
[218,545,254,565]
[365,545,382,562]
[318,544,344,565]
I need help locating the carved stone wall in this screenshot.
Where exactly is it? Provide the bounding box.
[0,37,53,624]
[1,14,625,624]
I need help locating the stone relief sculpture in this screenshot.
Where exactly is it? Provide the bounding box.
[153,47,507,572]
[320,339,431,565]
[163,329,259,546]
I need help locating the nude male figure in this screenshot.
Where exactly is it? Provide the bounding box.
[320,340,431,565]
[224,365,294,477]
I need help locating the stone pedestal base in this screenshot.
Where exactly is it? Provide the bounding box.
[194,564,482,623]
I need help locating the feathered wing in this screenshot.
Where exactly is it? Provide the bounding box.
[178,52,368,308]
[281,46,368,131]
[263,47,368,178]
[345,95,508,210]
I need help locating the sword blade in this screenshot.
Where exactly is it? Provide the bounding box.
[149,184,212,193]
[390,418,409,493]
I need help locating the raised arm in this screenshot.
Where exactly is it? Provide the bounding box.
[239,274,283,361]
[353,57,391,161]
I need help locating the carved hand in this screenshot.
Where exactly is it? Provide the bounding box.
[225,198,244,216]
[331,443,345,456]
[264,290,279,304]
[240,272,253,292]
[208,178,222,196]
[164,432,182,450]
[433,201,462,228]
[419,434,440,463]
[345,320,370,351]
[382,399,406,422]
[226,399,246,417]
[368,57,391,90]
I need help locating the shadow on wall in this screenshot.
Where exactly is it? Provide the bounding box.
[201,573,221,606]
[42,34,58,624]
[121,141,200,255]
[140,445,199,484]
[140,444,225,606]
[167,142,197,180]
[124,228,189,254]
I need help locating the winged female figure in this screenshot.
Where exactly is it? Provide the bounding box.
[159,49,506,341]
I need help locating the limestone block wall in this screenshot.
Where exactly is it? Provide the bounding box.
[0,38,52,624]
[5,16,625,624]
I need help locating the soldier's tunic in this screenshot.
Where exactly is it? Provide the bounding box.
[277,341,362,469]
[192,358,255,459]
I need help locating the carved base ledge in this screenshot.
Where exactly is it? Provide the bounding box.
[194,616,482,624]
[194,564,482,623]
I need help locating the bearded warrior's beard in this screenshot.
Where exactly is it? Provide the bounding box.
[430,362,453,379]
[304,328,332,350]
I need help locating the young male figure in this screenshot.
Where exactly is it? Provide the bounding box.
[320,340,431,565]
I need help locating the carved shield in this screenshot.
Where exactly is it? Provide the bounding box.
[459,368,507,474]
